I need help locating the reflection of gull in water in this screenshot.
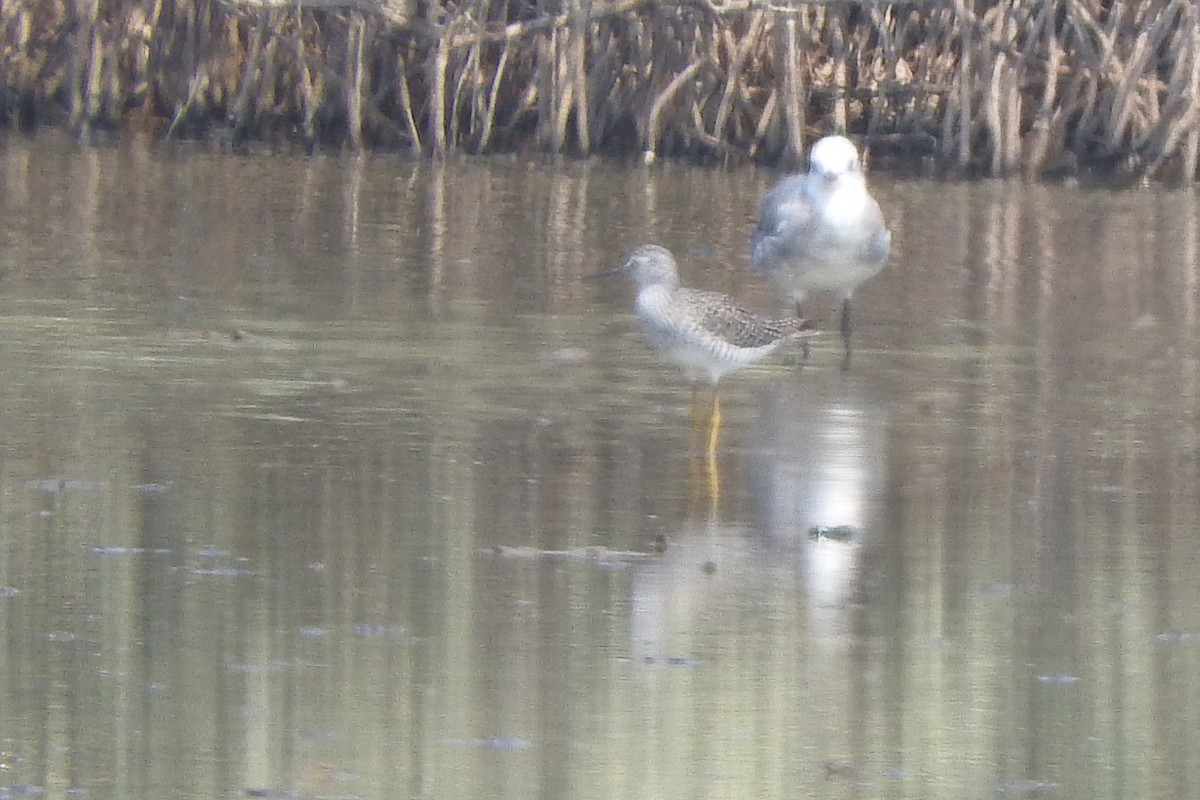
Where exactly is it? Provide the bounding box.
[628,374,887,661]
[751,372,888,773]
[624,376,887,780]
[751,371,888,621]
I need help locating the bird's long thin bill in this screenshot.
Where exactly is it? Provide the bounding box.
[582,266,625,281]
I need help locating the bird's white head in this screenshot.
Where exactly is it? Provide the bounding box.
[622,244,681,290]
[807,135,864,185]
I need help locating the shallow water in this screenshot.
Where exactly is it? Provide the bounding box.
[1,132,1198,799]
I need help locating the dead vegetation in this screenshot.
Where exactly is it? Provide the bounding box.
[2,0,1199,179]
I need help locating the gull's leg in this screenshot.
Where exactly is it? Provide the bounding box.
[840,297,853,371]
[795,302,811,364]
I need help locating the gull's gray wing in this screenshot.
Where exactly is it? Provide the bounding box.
[750,174,818,273]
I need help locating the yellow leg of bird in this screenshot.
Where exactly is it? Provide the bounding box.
[705,390,721,504]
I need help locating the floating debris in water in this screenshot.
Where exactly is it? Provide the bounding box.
[997,779,1061,793]
[1035,672,1080,685]
[642,655,700,667]
[299,626,330,639]
[541,346,590,364]
[441,736,534,750]
[189,567,256,578]
[176,547,256,577]
[354,623,410,640]
[225,660,323,674]
[92,546,171,556]
[823,761,857,779]
[484,545,651,563]
[194,547,232,559]
[0,785,43,798]
[26,479,103,493]
[1156,630,1200,644]
[807,525,860,542]
[980,580,1026,596]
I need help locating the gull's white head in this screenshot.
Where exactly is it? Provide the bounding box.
[807,135,864,184]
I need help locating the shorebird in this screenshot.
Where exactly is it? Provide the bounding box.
[750,135,890,368]
[590,244,818,455]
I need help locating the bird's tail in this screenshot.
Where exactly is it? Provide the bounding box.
[782,316,822,338]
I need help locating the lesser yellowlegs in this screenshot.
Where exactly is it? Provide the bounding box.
[750,135,890,368]
[592,244,818,457]
[602,244,817,383]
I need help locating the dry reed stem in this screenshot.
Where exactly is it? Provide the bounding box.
[4,0,1200,179]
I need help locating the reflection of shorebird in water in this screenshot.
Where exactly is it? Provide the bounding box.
[751,135,891,368]
[590,244,818,465]
[629,515,785,665]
